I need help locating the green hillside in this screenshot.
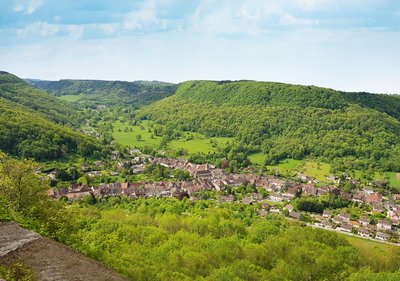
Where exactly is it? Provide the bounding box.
[141,80,400,171]
[28,78,177,107]
[0,72,102,160]
[0,72,78,125]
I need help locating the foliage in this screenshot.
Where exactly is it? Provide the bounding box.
[28,79,177,107]
[0,152,76,241]
[0,73,103,160]
[141,80,400,172]
[0,262,36,281]
[1,72,78,124]
[64,198,400,281]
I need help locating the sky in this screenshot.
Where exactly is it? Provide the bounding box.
[0,0,400,93]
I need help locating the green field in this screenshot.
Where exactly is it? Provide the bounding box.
[349,170,400,189]
[344,235,391,253]
[112,121,233,153]
[267,159,302,177]
[169,133,232,154]
[302,161,332,181]
[112,120,162,147]
[248,153,265,165]
[385,172,400,189]
[57,94,84,102]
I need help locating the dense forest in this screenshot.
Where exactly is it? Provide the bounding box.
[28,79,177,107]
[0,72,103,160]
[1,152,400,281]
[141,80,400,171]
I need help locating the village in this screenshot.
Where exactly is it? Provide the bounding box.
[48,153,400,244]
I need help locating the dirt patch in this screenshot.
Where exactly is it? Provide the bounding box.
[0,222,129,281]
[397,173,400,180]
[0,222,40,257]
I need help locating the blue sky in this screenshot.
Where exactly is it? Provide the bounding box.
[0,0,399,93]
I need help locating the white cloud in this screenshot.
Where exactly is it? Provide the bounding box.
[279,13,319,26]
[13,0,44,15]
[190,0,321,36]
[296,0,332,11]
[17,21,60,37]
[123,0,166,30]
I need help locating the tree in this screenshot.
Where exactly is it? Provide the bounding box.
[0,152,47,214]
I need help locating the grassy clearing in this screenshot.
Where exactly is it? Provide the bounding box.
[386,172,400,189]
[112,121,233,154]
[169,134,232,154]
[248,153,265,165]
[267,159,302,177]
[58,94,83,102]
[112,120,162,147]
[302,161,331,181]
[349,170,400,189]
[344,235,391,253]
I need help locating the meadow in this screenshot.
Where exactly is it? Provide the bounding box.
[112,120,162,147]
[169,133,233,154]
[112,120,233,155]
[57,94,84,102]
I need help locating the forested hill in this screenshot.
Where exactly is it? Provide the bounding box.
[170,80,400,119]
[0,72,102,160]
[28,78,177,107]
[0,72,77,125]
[141,80,400,171]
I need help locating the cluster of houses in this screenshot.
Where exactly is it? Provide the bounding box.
[48,156,400,244]
[313,209,396,242]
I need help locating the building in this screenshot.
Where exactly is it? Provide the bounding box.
[339,223,353,233]
[376,232,390,241]
[377,219,392,231]
[269,192,284,202]
[323,210,333,218]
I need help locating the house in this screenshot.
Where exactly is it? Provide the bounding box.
[302,184,317,196]
[359,228,371,237]
[359,216,370,227]
[363,188,374,195]
[269,206,281,214]
[376,232,390,241]
[284,204,294,212]
[296,173,311,182]
[289,211,304,220]
[333,216,344,224]
[193,164,212,178]
[377,219,392,231]
[259,202,270,210]
[269,192,284,202]
[258,209,268,217]
[365,192,382,204]
[320,219,335,229]
[349,221,360,229]
[129,148,141,155]
[339,223,353,233]
[352,192,364,203]
[219,195,235,203]
[242,196,254,205]
[287,186,300,196]
[87,171,102,177]
[338,212,351,222]
[251,193,263,201]
[327,175,338,182]
[341,192,353,201]
[372,205,384,214]
[282,192,295,200]
[323,210,333,218]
